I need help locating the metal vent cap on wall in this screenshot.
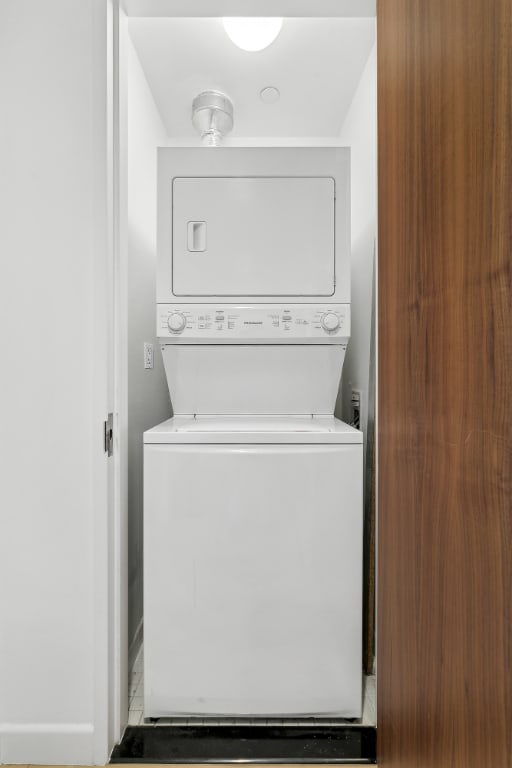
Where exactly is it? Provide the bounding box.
[191,90,234,146]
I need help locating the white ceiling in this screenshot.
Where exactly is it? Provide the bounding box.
[128,18,375,139]
[123,0,376,18]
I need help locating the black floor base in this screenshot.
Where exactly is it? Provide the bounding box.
[110,724,376,764]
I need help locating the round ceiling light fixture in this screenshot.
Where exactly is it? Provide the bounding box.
[223,17,283,52]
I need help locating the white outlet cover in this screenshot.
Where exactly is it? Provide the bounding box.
[144,342,154,369]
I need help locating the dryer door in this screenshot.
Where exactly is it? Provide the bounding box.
[172,177,335,297]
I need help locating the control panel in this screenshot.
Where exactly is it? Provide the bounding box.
[157,305,350,343]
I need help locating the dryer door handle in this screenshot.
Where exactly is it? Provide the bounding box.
[187,221,207,252]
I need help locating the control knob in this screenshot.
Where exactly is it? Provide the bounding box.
[168,312,187,333]
[321,312,340,332]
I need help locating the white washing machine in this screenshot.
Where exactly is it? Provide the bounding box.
[144,416,362,717]
[144,148,363,718]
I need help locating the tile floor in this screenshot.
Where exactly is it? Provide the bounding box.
[128,644,376,727]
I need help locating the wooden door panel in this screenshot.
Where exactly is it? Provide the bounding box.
[377,0,512,765]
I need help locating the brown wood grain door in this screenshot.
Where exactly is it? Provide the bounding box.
[377,0,512,765]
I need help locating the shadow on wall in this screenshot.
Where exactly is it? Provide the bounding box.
[337,219,377,677]
[338,221,376,471]
[127,226,171,666]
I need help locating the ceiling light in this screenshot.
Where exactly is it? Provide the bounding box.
[223,18,283,52]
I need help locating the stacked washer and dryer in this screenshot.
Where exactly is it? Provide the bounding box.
[143,147,363,719]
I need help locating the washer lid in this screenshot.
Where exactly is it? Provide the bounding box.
[161,344,347,416]
[144,415,363,444]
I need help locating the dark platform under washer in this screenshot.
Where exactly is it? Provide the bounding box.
[109,724,377,764]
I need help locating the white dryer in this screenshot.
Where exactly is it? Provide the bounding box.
[143,148,363,718]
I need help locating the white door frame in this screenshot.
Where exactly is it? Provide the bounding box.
[93,0,129,760]
[104,1,377,758]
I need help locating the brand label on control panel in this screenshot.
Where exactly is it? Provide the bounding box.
[157,305,350,343]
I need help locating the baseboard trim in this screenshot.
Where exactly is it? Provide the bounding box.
[0,722,95,765]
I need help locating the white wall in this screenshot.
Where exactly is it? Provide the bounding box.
[0,0,110,764]
[126,33,172,662]
[337,44,377,471]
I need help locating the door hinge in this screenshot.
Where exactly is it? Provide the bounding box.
[104,413,114,457]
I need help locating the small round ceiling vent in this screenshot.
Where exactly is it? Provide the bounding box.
[260,86,280,104]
